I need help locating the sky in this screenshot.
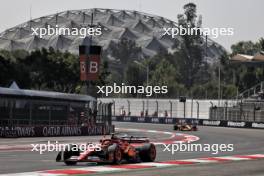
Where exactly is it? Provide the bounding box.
[0,0,263,51]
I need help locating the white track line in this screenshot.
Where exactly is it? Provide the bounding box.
[1,154,264,176]
[75,166,128,172]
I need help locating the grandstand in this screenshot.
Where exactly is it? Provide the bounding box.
[209,51,264,122]
[210,80,264,122]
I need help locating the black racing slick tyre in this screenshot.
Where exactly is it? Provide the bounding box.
[63,144,80,165]
[139,143,156,162]
[192,126,198,131]
[113,147,123,164]
[173,125,178,130]
[108,144,123,164]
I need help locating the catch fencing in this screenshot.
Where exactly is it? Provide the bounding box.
[99,98,236,119]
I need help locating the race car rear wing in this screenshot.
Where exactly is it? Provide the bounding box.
[120,136,150,143]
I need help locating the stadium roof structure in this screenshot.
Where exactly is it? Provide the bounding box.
[0,8,226,61]
[231,51,264,63]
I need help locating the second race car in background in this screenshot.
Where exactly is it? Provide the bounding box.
[173,119,198,131]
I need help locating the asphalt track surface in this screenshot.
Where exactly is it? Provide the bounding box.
[0,122,264,176]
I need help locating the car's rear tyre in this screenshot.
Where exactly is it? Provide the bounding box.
[108,144,123,164]
[139,143,156,162]
[113,147,123,164]
[173,125,179,130]
[63,144,80,165]
[192,127,198,131]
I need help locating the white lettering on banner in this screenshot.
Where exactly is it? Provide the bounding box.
[203,120,221,126]
[124,117,131,121]
[89,61,98,73]
[61,127,82,136]
[252,123,264,128]
[138,117,145,122]
[151,118,159,123]
[0,126,113,137]
[87,126,97,134]
[227,121,245,127]
[165,118,173,124]
[43,127,61,136]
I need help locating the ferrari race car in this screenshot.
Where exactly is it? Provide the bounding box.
[173,120,198,131]
[56,134,156,165]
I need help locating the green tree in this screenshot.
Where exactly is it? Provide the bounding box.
[173,3,208,89]
[257,38,264,51]
[231,41,259,56]
[109,38,142,67]
[149,59,184,97]
[124,62,145,97]
[0,49,31,88]
[222,84,237,99]
[0,50,17,87]
[228,40,264,91]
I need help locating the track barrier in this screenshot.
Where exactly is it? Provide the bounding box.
[112,116,264,129]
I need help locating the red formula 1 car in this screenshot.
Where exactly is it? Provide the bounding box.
[56,134,156,165]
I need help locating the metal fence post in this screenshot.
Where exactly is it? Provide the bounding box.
[196,101,199,119]
[175,100,178,118]
[169,100,172,117]
[191,98,193,118]
[156,100,159,117]
[29,100,32,125]
[112,100,115,116]
[253,103,256,122]
[183,101,186,119]
[142,101,145,113]
[224,101,228,121]
[239,99,243,121]
[127,100,130,116]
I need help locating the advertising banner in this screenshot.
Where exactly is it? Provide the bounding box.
[0,125,115,138]
[112,116,264,129]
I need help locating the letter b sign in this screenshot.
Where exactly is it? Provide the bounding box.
[79,45,101,81]
[89,61,98,73]
[87,55,100,80]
